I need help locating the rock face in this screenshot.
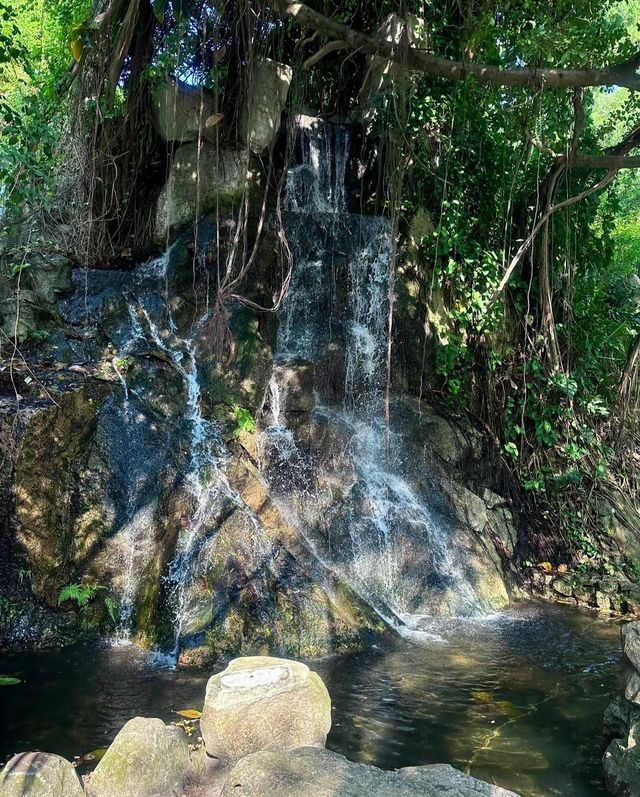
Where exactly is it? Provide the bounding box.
[178,456,386,665]
[0,241,72,342]
[0,751,84,797]
[201,656,331,763]
[221,747,521,797]
[241,58,292,154]
[603,623,640,795]
[87,717,190,797]
[155,145,248,242]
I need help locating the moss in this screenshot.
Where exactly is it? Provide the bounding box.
[13,384,109,605]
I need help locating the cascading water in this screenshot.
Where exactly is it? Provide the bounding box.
[103,249,231,660]
[261,118,494,622]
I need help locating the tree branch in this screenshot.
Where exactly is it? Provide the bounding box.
[272,0,640,90]
[303,39,348,70]
[484,170,618,313]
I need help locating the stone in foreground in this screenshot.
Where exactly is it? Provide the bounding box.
[201,656,331,763]
[87,716,190,797]
[222,747,521,797]
[0,752,84,797]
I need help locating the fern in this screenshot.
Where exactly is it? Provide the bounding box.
[58,582,118,627]
[104,595,117,624]
[58,583,100,607]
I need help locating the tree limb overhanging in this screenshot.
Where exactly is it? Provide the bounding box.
[271,0,640,90]
[484,169,618,314]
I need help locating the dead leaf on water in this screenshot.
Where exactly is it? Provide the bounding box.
[175,709,202,720]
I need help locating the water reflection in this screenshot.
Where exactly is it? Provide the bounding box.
[315,604,622,797]
[0,603,622,797]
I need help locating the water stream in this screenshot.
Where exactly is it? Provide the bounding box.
[0,604,621,797]
[101,250,233,661]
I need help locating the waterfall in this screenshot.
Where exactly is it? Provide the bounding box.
[105,249,229,661]
[261,118,490,620]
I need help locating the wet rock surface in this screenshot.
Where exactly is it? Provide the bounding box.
[604,622,640,795]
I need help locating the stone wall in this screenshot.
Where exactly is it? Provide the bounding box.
[603,622,640,795]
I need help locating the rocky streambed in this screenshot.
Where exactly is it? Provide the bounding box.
[0,654,522,797]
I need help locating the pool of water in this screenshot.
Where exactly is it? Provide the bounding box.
[0,602,622,796]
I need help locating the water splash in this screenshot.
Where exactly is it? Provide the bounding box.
[285,116,350,214]
[105,250,230,661]
[263,118,492,621]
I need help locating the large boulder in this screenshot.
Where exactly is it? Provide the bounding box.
[604,726,640,797]
[201,656,331,763]
[0,752,84,797]
[241,58,292,154]
[87,716,190,797]
[221,747,521,797]
[152,78,216,143]
[155,144,248,243]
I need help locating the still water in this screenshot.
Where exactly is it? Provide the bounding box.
[0,603,622,797]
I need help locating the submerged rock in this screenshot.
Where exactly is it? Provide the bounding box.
[0,752,84,797]
[221,747,521,797]
[87,716,190,797]
[201,656,331,763]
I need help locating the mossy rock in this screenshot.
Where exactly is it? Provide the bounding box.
[0,752,84,797]
[201,656,331,764]
[87,717,190,797]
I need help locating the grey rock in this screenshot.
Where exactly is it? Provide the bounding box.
[0,752,84,797]
[201,657,331,764]
[221,747,521,797]
[270,361,315,416]
[87,717,190,797]
[152,79,216,143]
[625,668,640,705]
[623,622,640,672]
[604,724,640,797]
[241,58,292,154]
[155,144,248,242]
[552,576,574,597]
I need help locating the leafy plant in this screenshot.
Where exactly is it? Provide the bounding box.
[232,404,256,436]
[58,582,118,628]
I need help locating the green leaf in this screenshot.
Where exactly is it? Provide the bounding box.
[0,676,22,686]
[151,0,168,23]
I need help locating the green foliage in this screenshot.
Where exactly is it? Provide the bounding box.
[58,582,117,628]
[232,404,256,436]
[366,0,640,570]
[58,582,102,607]
[0,0,92,226]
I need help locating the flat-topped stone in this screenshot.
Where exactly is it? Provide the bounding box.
[220,664,290,690]
[201,656,331,763]
[222,747,522,797]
